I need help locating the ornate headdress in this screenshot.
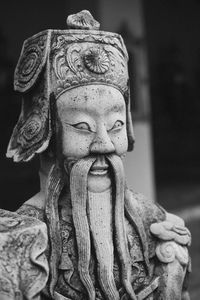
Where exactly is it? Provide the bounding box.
[7,10,134,162]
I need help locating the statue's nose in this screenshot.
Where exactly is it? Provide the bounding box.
[90,127,115,154]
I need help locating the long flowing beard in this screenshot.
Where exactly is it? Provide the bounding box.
[70,157,96,300]
[88,189,119,300]
[107,155,136,300]
[68,154,137,300]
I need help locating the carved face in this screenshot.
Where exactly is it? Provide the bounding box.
[56,84,128,191]
[56,85,135,298]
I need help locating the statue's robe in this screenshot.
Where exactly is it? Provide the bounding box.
[14,189,167,300]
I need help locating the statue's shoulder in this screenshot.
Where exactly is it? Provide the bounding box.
[17,203,45,221]
[125,188,166,225]
[124,188,166,261]
[16,192,46,222]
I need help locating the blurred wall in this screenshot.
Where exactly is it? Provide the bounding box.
[0,0,66,61]
[0,0,67,210]
[143,0,200,183]
[143,0,200,88]
[142,0,200,210]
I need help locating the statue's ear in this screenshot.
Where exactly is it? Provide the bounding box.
[125,88,135,152]
[6,31,52,162]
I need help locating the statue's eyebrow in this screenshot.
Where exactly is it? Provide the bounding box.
[105,103,125,115]
[61,103,125,118]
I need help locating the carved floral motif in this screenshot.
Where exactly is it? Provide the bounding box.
[84,48,110,74]
[51,38,128,98]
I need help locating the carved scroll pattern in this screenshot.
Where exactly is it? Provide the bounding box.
[14,31,49,92]
[155,241,189,266]
[51,31,126,56]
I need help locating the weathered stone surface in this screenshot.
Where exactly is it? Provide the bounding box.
[1,10,191,300]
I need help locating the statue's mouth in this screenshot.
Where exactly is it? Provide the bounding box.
[89,157,109,176]
[90,167,108,176]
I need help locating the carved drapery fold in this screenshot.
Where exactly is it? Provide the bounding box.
[150,219,191,265]
[0,209,49,300]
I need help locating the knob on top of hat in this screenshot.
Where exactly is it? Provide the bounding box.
[66,10,100,30]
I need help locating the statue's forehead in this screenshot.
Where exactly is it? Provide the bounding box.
[57,84,125,113]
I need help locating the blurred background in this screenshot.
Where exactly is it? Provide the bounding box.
[0,0,199,298]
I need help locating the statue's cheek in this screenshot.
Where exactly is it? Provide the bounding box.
[110,129,128,156]
[61,127,94,158]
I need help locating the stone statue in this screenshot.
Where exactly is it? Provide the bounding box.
[0,10,191,300]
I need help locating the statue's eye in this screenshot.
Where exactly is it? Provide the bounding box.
[73,122,92,132]
[110,120,124,131]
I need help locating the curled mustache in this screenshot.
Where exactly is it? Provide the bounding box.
[69,154,136,300]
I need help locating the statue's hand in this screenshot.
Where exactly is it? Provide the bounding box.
[150,213,191,246]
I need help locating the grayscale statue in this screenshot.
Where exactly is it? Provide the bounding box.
[0,10,191,300]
